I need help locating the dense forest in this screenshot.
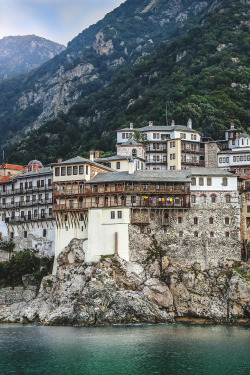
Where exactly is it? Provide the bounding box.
[5,0,250,165]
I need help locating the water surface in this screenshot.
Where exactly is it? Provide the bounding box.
[0,324,249,375]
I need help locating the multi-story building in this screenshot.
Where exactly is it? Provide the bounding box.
[0,161,55,258]
[205,123,250,176]
[52,156,241,270]
[116,120,205,170]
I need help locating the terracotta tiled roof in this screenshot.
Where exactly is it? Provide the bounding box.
[0,163,27,171]
[0,174,14,182]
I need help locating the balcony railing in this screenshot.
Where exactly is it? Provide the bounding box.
[6,214,54,223]
[0,185,53,196]
[1,198,53,209]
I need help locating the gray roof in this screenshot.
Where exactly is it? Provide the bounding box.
[117,125,201,134]
[238,133,249,138]
[95,155,132,162]
[16,167,52,179]
[86,167,235,184]
[50,156,114,172]
[120,138,142,146]
[218,149,250,154]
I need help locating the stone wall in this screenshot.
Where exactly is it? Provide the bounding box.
[129,194,241,269]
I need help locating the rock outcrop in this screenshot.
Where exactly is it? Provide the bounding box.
[0,239,249,326]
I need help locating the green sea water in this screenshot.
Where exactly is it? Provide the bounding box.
[0,324,249,375]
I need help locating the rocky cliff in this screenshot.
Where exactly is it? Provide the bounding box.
[0,239,249,326]
[0,35,65,80]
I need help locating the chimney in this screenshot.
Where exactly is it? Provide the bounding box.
[171,120,175,126]
[58,158,62,163]
[149,121,153,126]
[94,151,100,159]
[33,163,38,173]
[187,118,192,129]
[90,151,94,162]
[230,122,235,130]
[128,159,135,174]
[130,123,133,130]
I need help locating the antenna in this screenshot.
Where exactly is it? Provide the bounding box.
[166,104,169,126]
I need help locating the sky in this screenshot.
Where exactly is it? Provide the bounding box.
[0,0,124,46]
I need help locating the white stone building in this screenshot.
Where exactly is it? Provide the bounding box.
[0,164,55,258]
[116,120,205,170]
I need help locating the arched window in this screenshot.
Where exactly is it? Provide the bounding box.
[132,149,137,157]
[210,231,214,238]
[225,232,230,238]
[194,217,198,225]
[179,231,183,237]
[178,216,182,223]
[191,195,196,203]
[209,217,214,224]
[225,195,231,203]
[225,217,230,225]
[211,195,216,203]
[194,231,199,237]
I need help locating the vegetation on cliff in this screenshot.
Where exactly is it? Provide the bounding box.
[7,0,250,165]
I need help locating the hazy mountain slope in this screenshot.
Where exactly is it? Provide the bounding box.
[0,35,65,80]
[7,0,250,165]
[0,0,218,151]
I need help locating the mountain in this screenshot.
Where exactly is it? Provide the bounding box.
[0,0,223,153]
[0,35,65,80]
[2,0,250,165]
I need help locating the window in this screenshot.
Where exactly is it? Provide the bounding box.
[225,217,230,225]
[65,214,68,222]
[222,177,228,186]
[191,195,196,203]
[194,231,199,237]
[179,231,183,237]
[73,166,78,175]
[61,167,66,176]
[247,206,250,213]
[207,177,212,186]
[132,149,137,157]
[21,211,24,218]
[111,211,115,219]
[117,211,122,219]
[173,153,176,159]
[24,231,27,238]
[34,210,38,218]
[210,231,214,238]
[191,178,196,186]
[2,198,5,205]
[116,162,120,170]
[49,208,52,216]
[86,166,88,175]
[209,217,214,224]
[122,133,125,139]
[79,165,84,174]
[246,194,250,200]
[43,229,46,238]
[67,166,72,175]
[225,195,231,203]
[219,158,222,163]
[48,179,52,186]
[41,209,45,218]
[199,177,204,186]
[225,232,230,238]
[29,181,32,188]
[194,217,198,225]
[10,232,14,239]
[211,195,216,203]
[40,180,44,187]
[131,196,136,203]
[178,216,182,224]
[26,196,30,203]
[25,182,28,189]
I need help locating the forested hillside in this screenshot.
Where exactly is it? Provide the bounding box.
[5,0,250,165]
[0,0,220,155]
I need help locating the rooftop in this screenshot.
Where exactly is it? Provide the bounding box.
[0,163,27,171]
[16,167,52,179]
[86,168,235,184]
[117,125,201,134]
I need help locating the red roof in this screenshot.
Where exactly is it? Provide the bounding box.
[0,163,26,171]
[0,174,14,182]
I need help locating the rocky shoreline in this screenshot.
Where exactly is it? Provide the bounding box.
[0,239,249,326]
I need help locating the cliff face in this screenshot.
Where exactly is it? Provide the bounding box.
[0,35,65,80]
[0,239,249,326]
